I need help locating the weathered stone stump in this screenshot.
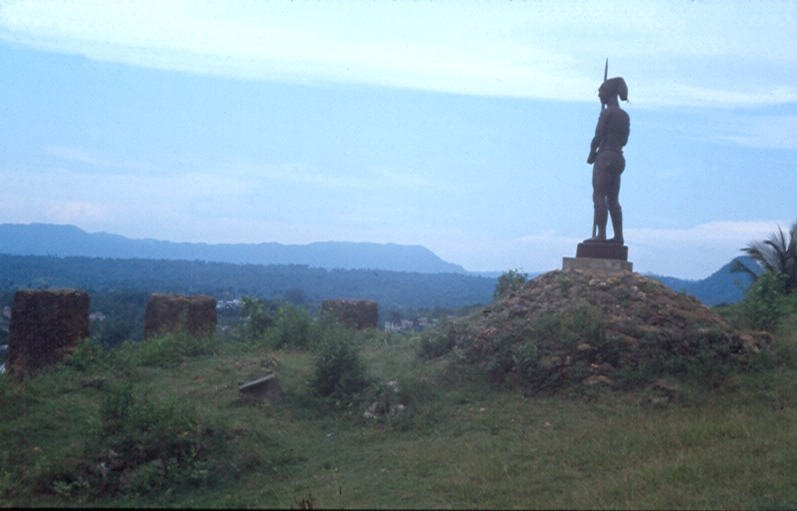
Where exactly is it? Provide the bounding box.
[144,294,217,338]
[320,299,378,330]
[238,374,285,403]
[7,289,90,374]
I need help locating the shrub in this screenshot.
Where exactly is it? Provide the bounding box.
[120,332,219,368]
[240,296,276,340]
[493,269,528,300]
[80,383,218,496]
[734,272,790,331]
[65,337,108,372]
[417,328,456,359]
[309,327,370,403]
[267,304,314,349]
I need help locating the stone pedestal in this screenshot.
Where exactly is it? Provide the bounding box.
[563,241,633,272]
[575,242,628,260]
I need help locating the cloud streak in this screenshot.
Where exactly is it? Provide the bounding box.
[2,1,797,108]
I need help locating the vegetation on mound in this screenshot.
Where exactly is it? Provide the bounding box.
[420,270,771,391]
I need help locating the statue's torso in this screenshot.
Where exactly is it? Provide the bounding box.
[598,105,630,152]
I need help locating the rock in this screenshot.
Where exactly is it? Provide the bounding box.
[238,374,285,403]
[583,375,613,386]
[641,378,684,407]
[7,289,89,375]
[363,380,407,419]
[320,299,378,330]
[144,293,217,338]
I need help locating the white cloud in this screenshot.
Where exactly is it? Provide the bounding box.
[47,200,109,224]
[2,0,797,108]
[46,146,153,172]
[706,115,797,150]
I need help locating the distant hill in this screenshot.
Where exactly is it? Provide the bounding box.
[0,223,761,307]
[0,223,465,274]
[647,256,759,306]
[0,254,494,312]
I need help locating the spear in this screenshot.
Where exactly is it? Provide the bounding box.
[592,58,608,239]
[601,58,608,111]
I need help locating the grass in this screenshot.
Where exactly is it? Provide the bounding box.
[1,319,797,508]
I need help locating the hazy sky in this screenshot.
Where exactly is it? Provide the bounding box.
[1,0,795,279]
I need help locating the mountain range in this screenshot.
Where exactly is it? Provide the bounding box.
[0,223,758,306]
[647,257,757,306]
[0,223,465,274]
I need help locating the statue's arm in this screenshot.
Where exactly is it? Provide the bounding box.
[587,111,607,164]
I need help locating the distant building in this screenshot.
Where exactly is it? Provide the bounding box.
[89,311,107,322]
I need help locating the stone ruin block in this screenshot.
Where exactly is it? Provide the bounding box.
[7,289,90,374]
[320,299,378,330]
[238,374,285,403]
[144,293,217,339]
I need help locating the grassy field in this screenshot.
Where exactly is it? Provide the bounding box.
[2,314,797,509]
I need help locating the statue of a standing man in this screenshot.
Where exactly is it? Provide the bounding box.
[585,76,630,244]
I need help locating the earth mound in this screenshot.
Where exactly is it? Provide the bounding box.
[421,270,769,391]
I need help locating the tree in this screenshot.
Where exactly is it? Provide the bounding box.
[493,269,528,300]
[734,220,797,294]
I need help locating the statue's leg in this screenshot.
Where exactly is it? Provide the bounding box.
[606,172,623,244]
[586,164,608,242]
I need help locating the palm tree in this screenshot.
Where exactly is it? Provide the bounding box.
[733,220,797,294]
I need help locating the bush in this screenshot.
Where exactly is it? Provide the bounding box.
[733,272,791,331]
[267,304,314,349]
[417,328,456,359]
[51,383,221,497]
[66,337,108,372]
[493,269,528,300]
[309,325,370,404]
[240,296,276,340]
[120,332,219,368]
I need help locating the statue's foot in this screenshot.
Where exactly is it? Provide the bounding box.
[582,236,607,244]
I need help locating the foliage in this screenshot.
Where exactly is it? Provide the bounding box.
[239,296,276,340]
[728,271,794,331]
[417,328,456,359]
[66,337,109,372]
[493,269,528,300]
[720,266,797,334]
[119,332,220,368]
[267,304,314,349]
[734,220,797,294]
[309,323,371,404]
[95,383,220,495]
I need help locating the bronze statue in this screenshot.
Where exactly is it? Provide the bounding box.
[585,66,630,244]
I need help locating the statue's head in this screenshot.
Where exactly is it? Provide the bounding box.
[599,77,628,104]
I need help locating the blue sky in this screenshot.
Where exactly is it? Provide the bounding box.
[0,0,795,279]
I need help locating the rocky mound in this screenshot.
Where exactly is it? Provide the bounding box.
[421,270,769,391]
